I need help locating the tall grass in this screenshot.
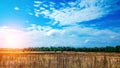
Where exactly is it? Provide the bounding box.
[0,52,119,68]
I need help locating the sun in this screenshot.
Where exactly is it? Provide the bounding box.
[5,33,21,48]
[1,28,25,48]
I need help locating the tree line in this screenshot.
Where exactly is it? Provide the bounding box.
[22,45,120,52]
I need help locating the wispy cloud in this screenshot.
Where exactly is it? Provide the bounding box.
[1,24,119,48]
[14,6,20,11]
[26,25,120,47]
[34,1,42,7]
[33,0,120,25]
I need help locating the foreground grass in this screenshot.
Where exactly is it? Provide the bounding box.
[0,52,120,68]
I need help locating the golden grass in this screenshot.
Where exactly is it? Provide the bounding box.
[0,52,119,68]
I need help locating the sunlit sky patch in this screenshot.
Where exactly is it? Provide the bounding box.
[0,0,120,48]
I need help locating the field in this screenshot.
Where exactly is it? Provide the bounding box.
[0,52,120,68]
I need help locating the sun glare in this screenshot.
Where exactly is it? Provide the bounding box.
[1,28,25,48]
[5,34,20,48]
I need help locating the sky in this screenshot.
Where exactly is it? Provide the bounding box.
[0,0,120,48]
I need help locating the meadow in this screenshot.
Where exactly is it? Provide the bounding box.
[0,52,119,68]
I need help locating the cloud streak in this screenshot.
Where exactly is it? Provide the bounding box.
[1,24,119,48]
[25,25,120,47]
[33,0,120,25]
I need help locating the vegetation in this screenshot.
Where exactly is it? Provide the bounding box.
[22,45,120,52]
[0,45,119,68]
[0,52,119,68]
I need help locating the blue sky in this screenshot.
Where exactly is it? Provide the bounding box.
[0,0,120,48]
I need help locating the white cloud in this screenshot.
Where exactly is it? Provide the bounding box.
[84,39,89,43]
[40,7,46,10]
[28,12,34,15]
[31,24,118,46]
[0,25,119,48]
[43,4,48,8]
[46,29,64,36]
[14,6,19,11]
[34,1,42,7]
[49,7,103,25]
[33,0,120,25]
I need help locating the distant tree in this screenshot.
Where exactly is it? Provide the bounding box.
[20,45,120,52]
[115,45,120,52]
[105,46,115,52]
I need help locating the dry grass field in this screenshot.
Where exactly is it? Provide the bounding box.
[0,52,119,68]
